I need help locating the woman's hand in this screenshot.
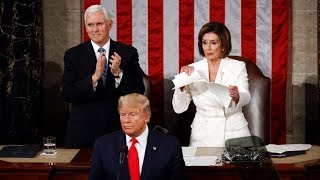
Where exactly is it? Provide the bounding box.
[180,66,194,76]
[229,85,239,103]
[178,66,195,91]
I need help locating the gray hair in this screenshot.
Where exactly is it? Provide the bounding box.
[84,4,111,22]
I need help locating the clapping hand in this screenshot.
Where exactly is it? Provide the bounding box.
[92,52,107,84]
[109,52,122,76]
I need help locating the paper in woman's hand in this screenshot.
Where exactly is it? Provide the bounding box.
[172,71,232,108]
[206,82,232,108]
[172,71,201,89]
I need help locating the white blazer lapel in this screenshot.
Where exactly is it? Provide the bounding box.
[218,58,231,86]
[191,58,209,81]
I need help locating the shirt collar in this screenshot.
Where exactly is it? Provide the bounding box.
[91,37,111,54]
[126,125,149,148]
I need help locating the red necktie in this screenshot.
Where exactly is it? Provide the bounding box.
[128,138,140,180]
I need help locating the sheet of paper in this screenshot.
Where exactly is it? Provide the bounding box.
[266,144,312,154]
[206,82,232,108]
[172,72,231,108]
[172,71,201,89]
[182,146,197,157]
[184,156,218,166]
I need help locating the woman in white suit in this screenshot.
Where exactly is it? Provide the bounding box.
[172,22,251,147]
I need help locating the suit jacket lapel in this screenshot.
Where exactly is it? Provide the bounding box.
[109,39,116,60]
[218,58,231,86]
[105,39,116,82]
[140,131,157,180]
[118,133,130,180]
[84,41,97,70]
[195,59,209,81]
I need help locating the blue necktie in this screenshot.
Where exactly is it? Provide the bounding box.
[98,48,107,86]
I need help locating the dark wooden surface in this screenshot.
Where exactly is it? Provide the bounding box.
[0,148,320,180]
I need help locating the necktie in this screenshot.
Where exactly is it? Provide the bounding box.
[97,48,107,86]
[128,138,140,180]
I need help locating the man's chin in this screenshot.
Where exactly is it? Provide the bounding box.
[123,128,134,134]
[89,36,101,42]
[92,39,102,43]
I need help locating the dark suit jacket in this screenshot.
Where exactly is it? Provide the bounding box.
[89,129,187,180]
[62,39,145,147]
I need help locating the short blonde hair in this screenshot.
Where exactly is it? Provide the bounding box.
[118,93,151,119]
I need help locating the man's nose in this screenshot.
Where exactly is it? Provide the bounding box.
[93,25,98,31]
[124,115,131,122]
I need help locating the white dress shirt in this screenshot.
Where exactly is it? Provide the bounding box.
[126,126,149,174]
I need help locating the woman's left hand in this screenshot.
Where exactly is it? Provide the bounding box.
[229,85,239,103]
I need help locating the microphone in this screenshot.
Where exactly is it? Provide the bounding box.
[117,144,128,180]
[119,145,128,164]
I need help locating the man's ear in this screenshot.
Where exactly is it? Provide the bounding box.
[144,115,150,123]
[108,20,113,29]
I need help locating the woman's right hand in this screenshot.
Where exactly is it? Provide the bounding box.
[179,66,194,91]
[180,66,194,76]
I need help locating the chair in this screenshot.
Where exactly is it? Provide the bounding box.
[141,69,151,100]
[142,70,167,133]
[229,56,270,145]
[177,56,271,145]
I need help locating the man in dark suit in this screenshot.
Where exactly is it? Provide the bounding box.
[89,93,187,180]
[62,5,144,147]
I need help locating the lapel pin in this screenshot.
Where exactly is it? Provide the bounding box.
[153,146,157,150]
